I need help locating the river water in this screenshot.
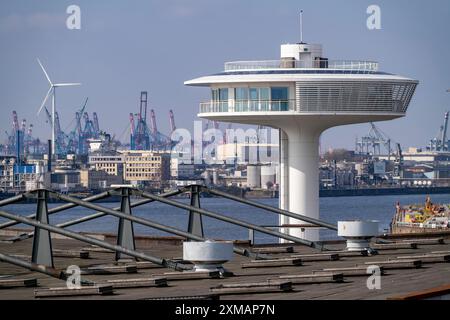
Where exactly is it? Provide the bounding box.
[1,193,449,244]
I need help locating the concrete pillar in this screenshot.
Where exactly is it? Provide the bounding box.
[284,124,321,241]
[279,129,290,236]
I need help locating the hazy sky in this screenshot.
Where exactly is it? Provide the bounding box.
[1,0,449,152]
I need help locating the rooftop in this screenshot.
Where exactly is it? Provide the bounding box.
[1,232,449,300]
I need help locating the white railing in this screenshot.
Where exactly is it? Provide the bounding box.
[199,100,296,113]
[200,101,229,113]
[224,60,379,72]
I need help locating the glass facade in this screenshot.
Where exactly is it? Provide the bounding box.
[211,88,229,112]
[209,86,290,112]
[234,87,289,112]
[271,87,288,100]
[219,88,228,101]
[270,87,289,111]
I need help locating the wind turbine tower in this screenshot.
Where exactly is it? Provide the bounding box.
[37,58,81,156]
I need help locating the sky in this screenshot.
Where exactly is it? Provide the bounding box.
[0,0,449,152]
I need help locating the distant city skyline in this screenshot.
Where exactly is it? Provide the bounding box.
[1,0,449,152]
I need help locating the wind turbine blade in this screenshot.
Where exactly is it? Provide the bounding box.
[37,86,53,115]
[53,83,81,87]
[37,58,52,85]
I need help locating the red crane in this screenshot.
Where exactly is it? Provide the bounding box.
[21,119,26,133]
[139,91,148,124]
[169,109,176,133]
[129,113,135,136]
[93,112,100,136]
[12,111,19,132]
[150,109,158,136]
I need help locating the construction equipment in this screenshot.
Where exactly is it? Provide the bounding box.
[2,111,41,157]
[130,91,151,150]
[169,109,176,133]
[41,97,109,155]
[130,92,171,151]
[428,111,449,151]
[355,122,392,158]
[393,143,403,178]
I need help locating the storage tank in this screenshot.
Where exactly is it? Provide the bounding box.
[212,169,219,185]
[275,164,280,185]
[201,170,212,185]
[247,165,261,188]
[261,165,276,189]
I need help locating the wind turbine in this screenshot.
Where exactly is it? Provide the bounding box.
[36,58,81,156]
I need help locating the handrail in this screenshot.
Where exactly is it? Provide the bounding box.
[0,208,187,270]
[131,189,319,248]
[224,59,379,72]
[45,190,263,259]
[204,187,338,231]
[200,99,296,113]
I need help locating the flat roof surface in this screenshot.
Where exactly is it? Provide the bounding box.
[1,235,449,300]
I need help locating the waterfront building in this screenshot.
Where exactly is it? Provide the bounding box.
[216,142,279,164]
[119,150,170,187]
[170,157,195,179]
[50,169,80,192]
[0,157,44,192]
[88,151,125,177]
[80,168,123,190]
[186,40,418,240]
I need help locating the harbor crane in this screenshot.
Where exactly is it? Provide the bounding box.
[169,109,176,133]
[428,111,449,151]
[3,111,40,157]
[393,142,404,178]
[129,92,172,151]
[355,122,392,159]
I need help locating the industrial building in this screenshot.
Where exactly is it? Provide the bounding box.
[170,157,195,179]
[0,157,45,192]
[216,142,279,164]
[88,151,125,177]
[119,150,171,187]
[49,169,80,192]
[246,164,278,190]
[79,168,123,190]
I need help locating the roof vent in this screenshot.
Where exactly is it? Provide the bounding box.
[183,240,233,274]
[338,220,379,251]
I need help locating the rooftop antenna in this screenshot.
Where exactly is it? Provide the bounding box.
[300,10,304,43]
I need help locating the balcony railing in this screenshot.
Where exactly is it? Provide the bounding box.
[199,100,296,113]
[200,101,229,113]
[224,60,379,72]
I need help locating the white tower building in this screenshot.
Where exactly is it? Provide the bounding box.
[185,41,418,241]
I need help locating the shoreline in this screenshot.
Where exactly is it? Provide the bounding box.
[1,186,450,203]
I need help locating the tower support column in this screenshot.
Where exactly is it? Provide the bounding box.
[279,129,290,237]
[283,124,322,241]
